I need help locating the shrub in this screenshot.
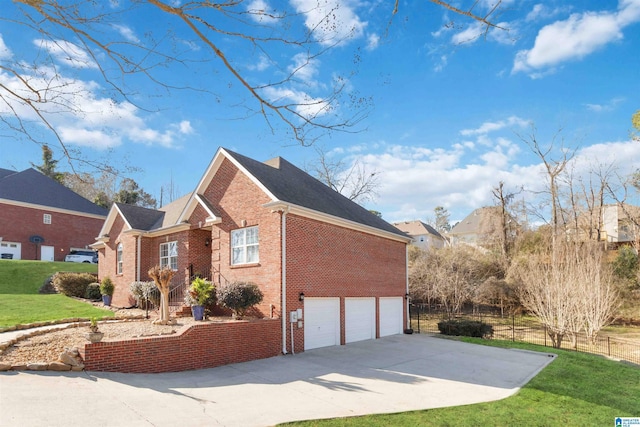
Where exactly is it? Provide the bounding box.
[100,276,115,296]
[217,281,263,319]
[129,281,160,309]
[52,272,97,298]
[84,282,102,300]
[437,319,493,338]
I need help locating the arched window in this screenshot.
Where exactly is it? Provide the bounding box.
[116,243,123,274]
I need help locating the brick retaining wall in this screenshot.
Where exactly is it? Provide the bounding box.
[81,319,281,373]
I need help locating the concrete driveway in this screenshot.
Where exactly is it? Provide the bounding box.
[0,334,554,426]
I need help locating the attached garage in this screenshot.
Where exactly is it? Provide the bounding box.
[345,297,376,343]
[0,241,21,260]
[304,298,340,350]
[379,297,404,337]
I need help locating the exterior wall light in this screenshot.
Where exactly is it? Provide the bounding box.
[299,292,305,301]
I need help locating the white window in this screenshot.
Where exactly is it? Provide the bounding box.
[116,243,123,274]
[160,241,178,270]
[231,226,259,265]
[43,214,52,225]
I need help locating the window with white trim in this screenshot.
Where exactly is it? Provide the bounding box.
[231,226,259,265]
[116,243,123,274]
[160,241,178,270]
[43,214,52,224]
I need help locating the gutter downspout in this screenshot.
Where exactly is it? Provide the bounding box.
[280,207,289,354]
[136,234,142,282]
[405,243,410,330]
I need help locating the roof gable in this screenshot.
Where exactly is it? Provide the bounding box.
[393,220,443,239]
[0,168,107,217]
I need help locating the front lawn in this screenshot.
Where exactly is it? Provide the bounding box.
[284,339,640,426]
[0,260,113,328]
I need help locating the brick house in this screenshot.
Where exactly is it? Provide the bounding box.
[0,168,107,261]
[92,147,411,355]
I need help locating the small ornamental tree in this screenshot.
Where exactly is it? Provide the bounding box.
[217,281,263,319]
[148,265,176,324]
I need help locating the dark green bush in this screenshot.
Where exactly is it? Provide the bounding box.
[437,319,493,338]
[84,282,102,300]
[53,272,97,298]
[217,281,263,319]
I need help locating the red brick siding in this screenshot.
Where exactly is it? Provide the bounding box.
[98,215,139,307]
[285,214,407,352]
[82,319,281,373]
[203,158,283,319]
[0,202,104,261]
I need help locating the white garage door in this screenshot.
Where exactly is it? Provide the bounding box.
[379,297,404,337]
[304,298,340,350]
[345,297,376,343]
[0,242,21,260]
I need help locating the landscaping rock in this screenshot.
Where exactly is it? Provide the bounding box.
[71,365,84,372]
[59,349,83,367]
[48,362,72,371]
[26,363,48,371]
[0,363,12,371]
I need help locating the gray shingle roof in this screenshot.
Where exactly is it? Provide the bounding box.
[225,149,407,238]
[0,168,107,216]
[114,203,165,231]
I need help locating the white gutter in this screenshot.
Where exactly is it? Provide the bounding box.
[280,207,289,354]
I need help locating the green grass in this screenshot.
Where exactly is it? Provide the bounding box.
[0,260,113,328]
[284,339,640,427]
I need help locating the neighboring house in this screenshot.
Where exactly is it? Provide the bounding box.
[447,206,517,248]
[93,147,411,354]
[393,220,446,250]
[0,168,107,261]
[600,204,639,246]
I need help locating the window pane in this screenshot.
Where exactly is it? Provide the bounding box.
[232,247,244,264]
[246,246,259,263]
[169,241,177,257]
[232,230,244,247]
[246,227,258,244]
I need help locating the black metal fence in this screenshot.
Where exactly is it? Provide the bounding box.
[410,303,640,366]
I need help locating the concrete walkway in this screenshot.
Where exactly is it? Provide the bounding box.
[0,334,555,426]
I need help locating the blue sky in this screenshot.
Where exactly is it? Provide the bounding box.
[1,0,639,224]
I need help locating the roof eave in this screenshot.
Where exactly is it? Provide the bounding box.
[264,201,412,243]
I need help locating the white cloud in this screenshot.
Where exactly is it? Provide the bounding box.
[248,54,271,72]
[513,1,640,75]
[34,39,98,69]
[246,0,279,24]
[451,22,485,45]
[177,120,194,134]
[113,24,140,43]
[290,0,367,46]
[460,116,530,136]
[288,53,320,86]
[366,33,380,51]
[0,35,11,60]
[584,96,625,112]
[0,51,189,150]
[262,86,331,118]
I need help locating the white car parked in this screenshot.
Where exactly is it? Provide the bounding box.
[65,250,98,263]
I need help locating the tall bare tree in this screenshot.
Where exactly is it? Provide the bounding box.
[518,126,576,252]
[308,146,379,203]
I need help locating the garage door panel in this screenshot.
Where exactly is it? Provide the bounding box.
[345,297,375,343]
[304,298,340,350]
[379,297,404,337]
[0,242,21,260]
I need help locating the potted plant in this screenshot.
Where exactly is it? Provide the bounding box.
[86,317,104,343]
[100,276,114,306]
[184,277,214,321]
